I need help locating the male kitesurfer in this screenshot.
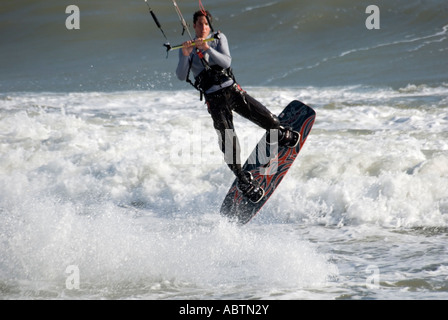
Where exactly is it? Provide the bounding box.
[176,10,298,203]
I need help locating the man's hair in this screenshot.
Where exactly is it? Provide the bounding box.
[193,10,212,24]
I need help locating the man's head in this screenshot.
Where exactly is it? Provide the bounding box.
[193,10,212,38]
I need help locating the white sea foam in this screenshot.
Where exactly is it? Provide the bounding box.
[1,86,447,299]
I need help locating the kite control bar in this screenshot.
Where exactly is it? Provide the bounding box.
[163,33,220,52]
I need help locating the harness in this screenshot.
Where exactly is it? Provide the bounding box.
[185,35,235,101]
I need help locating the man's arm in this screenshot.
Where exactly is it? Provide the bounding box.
[206,33,231,69]
[176,52,190,81]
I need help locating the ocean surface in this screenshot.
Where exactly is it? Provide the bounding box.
[1,0,448,300]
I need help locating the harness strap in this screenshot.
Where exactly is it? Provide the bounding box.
[186,54,205,101]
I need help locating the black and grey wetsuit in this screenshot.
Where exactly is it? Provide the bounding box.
[176,33,281,181]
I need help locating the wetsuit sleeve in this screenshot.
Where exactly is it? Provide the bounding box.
[176,51,190,81]
[206,33,232,69]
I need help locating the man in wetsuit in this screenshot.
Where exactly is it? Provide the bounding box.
[176,10,298,203]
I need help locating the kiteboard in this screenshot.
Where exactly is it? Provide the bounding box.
[220,100,316,224]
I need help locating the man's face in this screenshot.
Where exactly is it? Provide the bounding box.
[194,16,210,38]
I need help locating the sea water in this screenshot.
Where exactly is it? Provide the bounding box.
[1,0,448,300]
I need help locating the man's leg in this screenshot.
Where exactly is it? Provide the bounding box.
[206,95,243,179]
[232,85,299,148]
[231,85,281,130]
[206,94,264,203]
